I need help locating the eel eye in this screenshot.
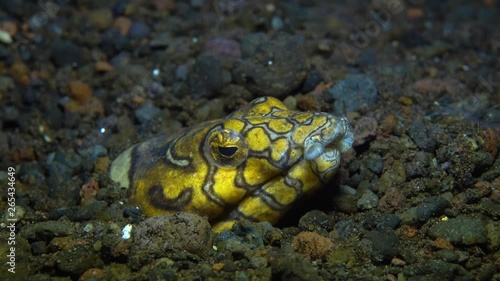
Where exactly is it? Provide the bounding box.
[204,128,248,167]
[218,146,238,157]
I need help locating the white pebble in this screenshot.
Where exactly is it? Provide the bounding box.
[122,224,133,239]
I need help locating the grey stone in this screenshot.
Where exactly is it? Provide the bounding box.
[20,220,77,241]
[428,216,488,245]
[366,229,399,264]
[189,56,223,99]
[233,33,308,98]
[416,196,449,222]
[357,188,379,210]
[325,74,378,114]
[366,153,383,174]
[134,101,161,124]
[129,21,151,39]
[50,39,83,67]
[408,121,436,152]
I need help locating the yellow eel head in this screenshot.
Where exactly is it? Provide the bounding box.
[110,96,354,231]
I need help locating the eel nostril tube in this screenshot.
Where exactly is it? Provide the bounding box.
[304,142,325,160]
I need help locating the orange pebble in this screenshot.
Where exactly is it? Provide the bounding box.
[401,225,417,238]
[379,114,397,136]
[0,20,18,36]
[10,62,30,84]
[80,268,105,281]
[407,8,423,19]
[212,263,224,271]
[114,16,132,36]
[69,80,93,103]
[484,0,497,7]
[433,237,454,250]
[95,61,114,72]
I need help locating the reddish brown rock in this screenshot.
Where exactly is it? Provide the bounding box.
[69,80,93,103]
[292,231,333,259]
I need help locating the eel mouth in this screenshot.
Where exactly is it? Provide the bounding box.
[302,116,354,161]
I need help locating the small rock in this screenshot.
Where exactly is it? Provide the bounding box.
[114,16,132,36]
[325,74,378,114]
[379,114,398,136]
[79,178,99,206]
[102,29,128,56]
[292,231,333,259]
[433,238,454,250]
[93,156,110,174]
[95,61,113,72]
[69,200,108,221]
[130,213,213,266]
[433,249,459,262]
[0,76,15,93]
[77,144,108,161]
[189,56,223,99]
[202,37,241,61]
[239,32,267,57]
[481,198,500,219]
[233,33,308,98]
[353,117,378,146]
[45,149,83,204]
[357,188,379,210]
[405,151,431,178]
[150,32,171,48]
[402,260,466,280]
[10,62,30,84]
[224,220,275,249]
[19,220,77,241]
[298,210,334,232]
[88,8,114,30]
[175,64,189,81]
[415,197,449,222]
[123,207,142,218]
[331,185,358,213]
[2,106,20,122]
[192,98,226,123]
[51,39,83,67]
[269,251,319,281]
[18,162,45,184]
[134,101,161,124]
[69,80,93,103]
[335,220,355,241]
[153,0,176,11]
[31,241,47,255]
[428,216,488,246]
[483,104,500,126]
[271,16,284,30]
[0,30,12,44]
[366,229,400,264]
[190,0,205,8]
[23,85,42,105]
[301,66,323,93]
[46,149,83,178]
[129,21,151,39]
[399,196,449,225]
[374,214,401,230]
[56,245,104,275]
[0,20,17,37]
[378,188,406,213]
[366,153,383,174]
[375,160,406,193]
[408,121,436,152]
